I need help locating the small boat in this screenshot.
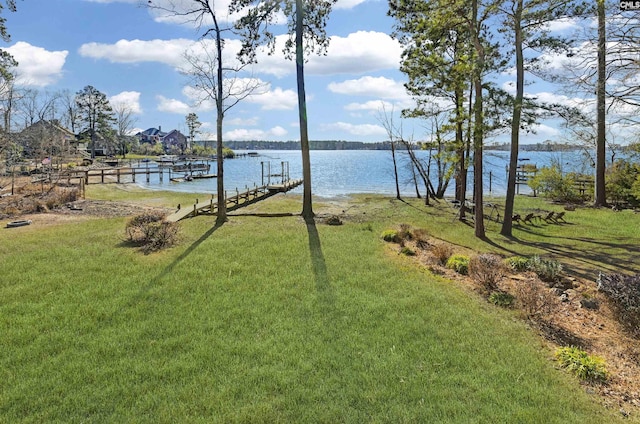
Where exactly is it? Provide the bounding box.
[6,219,32,228]
[192,173,217,179]
[170,174,194,183]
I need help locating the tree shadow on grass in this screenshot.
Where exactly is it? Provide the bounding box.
[118,220,224,313]
[506,232,640,280]
[305,216,335,310]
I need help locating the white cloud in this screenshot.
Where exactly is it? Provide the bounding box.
[79,38,195,67]
[335,0,369,9]
[109,91,143,114]
[156,95,192,114]
[83,0,137,3]
[312,31,402,75]
[224,126,288,140]
[530,123,561,138]
[251,31,402,77]
[247,86,297,110]
[77,31,401,79]
[543,17,581,33]
[322,122,387,136]
[6,42,68,87]
[146,0,276,26]
[345,100,395,112]
[328,76,407,99]
[227,117,259,126]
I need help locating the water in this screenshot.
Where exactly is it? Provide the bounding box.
[132,149,594,198]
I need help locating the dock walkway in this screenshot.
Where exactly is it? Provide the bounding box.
[165,179,303,222]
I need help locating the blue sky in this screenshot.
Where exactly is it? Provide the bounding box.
[1,0,604,144]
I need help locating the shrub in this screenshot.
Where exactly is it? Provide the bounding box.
[488,291,515,308]
[555,346,608,382]
[324,215,343,226]
[400,246,416,256]
[514,279,558,320]
[381,229,400,243]
[505,256,530,272]
[606,160,640,208]
[412,228,430,250]
[125,211,179,253]
[597,273,640,336]
[528,165,583,203]
[446,254,470,275]
[469,254,505,291]
[398,223,413,240]
[527,255,563,284]
[431,243,454,265]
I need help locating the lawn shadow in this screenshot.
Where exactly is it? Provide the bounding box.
[117,220,224,314]
[508,231,640,280]
[305,216,335,309]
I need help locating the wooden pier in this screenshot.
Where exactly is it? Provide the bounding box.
[165,179,304,222]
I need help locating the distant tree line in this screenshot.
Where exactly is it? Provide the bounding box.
[223,140,398,150]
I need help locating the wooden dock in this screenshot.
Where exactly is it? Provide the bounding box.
[165,179,304,222]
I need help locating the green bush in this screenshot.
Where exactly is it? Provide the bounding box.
[446,254,470,275]
[528,165,583,203]
[488,291,515,308]
[555,346,608,383]
[527,255,563,284]
[606,159,640,207]
[381,229,400,243]
[505,256,530,272]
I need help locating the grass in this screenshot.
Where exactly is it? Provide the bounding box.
[1,188,637,422]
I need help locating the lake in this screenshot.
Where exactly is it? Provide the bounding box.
[133,149,595,198]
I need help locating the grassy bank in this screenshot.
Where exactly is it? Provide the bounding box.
[1,188,636,422]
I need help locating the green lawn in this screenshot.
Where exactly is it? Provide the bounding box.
[1,190,636,423]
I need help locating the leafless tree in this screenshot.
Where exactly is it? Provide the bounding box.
[59,89,80,133]
[377,105,402,200]
[112,101,139,158]
[148,0,266,225]
[0,70,21,132]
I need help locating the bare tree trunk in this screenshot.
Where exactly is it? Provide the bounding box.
[411,160,421,199]
[471,0,485,238]
[214,14,227,226]
[594,0,607,207]
[391,140,401,200]
[296,0,314,220]
[501,0,523,237]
